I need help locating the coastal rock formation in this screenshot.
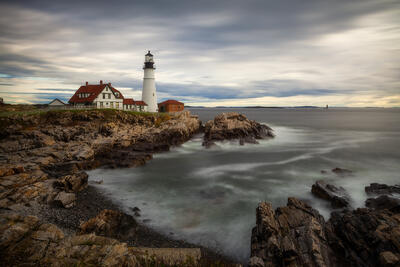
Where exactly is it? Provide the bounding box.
[203,112,274,147]
[311,180,350,208]
[365,183,400,196]
[251,198,338,267]
[0,211,201,266]
[250,198,400,267]
[79,209,137,240]
[0,110,201,209]
[331,167,353,177]
[365,195,400,212]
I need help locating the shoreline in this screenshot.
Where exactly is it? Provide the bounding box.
[38,184,239,264]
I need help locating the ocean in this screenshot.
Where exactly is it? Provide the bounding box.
[88,107,400,263]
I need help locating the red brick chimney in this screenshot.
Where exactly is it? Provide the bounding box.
[108,82,111,86]
[85,81,88,86]
[100,80,103,85]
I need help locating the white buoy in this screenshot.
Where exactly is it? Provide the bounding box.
[142,51,158,112]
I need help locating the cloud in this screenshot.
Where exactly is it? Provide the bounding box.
[0,0,399,106]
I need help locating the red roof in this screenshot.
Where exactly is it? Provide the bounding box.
[123,98,135,105]
[134,101,147,106]
[69,82,124,104]
[158,99,184,106]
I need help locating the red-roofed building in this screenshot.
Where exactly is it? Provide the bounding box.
[158,100,184,112]
[123,98,147,112]
[69,81,148,111]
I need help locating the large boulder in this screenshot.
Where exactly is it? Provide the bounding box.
[79,209,137,240]
[203,112,274,147]
[311,180,350,208]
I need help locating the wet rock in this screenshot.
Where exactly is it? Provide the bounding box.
[79,209,137,240]
[251,198,338,267]
[331,167,353,176]
[130,206,141,212]
[251,197,400,267]
[365,183,400,196]
[365,195,400,212]
[203,112,274,147]
[311,180,350,208]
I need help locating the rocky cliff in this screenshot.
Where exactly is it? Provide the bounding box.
[0,109,201,209]
[250,196,400,267]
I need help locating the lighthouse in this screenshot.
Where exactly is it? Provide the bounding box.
[142,51,158,112]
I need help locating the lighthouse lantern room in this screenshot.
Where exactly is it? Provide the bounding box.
[142,51,158,112]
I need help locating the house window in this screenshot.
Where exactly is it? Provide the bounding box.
[108,94,111,99]
[116,102,119,109]
[110,102,114,108]
[100,102,103,108]
[106,87,108,91]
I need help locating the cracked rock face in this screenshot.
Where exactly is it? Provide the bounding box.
[202,112,274,147]
[250,198,400,267]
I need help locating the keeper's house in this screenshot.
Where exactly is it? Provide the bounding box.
[69,80,147,111]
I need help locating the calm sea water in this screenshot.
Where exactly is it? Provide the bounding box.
[88,108,400,263]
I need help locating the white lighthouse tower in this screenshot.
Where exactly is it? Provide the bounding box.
[142,51,157,112]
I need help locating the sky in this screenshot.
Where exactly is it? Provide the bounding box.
[0,0,399,107]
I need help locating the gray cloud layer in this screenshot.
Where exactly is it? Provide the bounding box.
[0,0,399,106]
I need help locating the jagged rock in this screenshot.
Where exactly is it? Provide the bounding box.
[53,171,88,192]
[365,195,400,212]
[203,112,274,147]
[251,197,400,267]
[251,198,338,267]
[79,209,137,240]
[311,180,350,208]
[365,183,400,196]
[53,191,76,208]
[329,208,400,266]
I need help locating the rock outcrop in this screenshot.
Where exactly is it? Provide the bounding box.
[79,209,137,241]
[250,198,400,267]
[0,211,201,266]
[365,183,400,196]
[203,112,274,147]
[311,180,350,208]
[0,110,201,209]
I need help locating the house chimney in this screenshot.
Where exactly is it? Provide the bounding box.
[85,81,88,86]
[108,82,111,86]
[100,80,103,85]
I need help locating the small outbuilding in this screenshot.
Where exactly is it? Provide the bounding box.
[158,100,184,113]
[48,98,66,108]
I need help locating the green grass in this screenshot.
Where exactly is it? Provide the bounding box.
[0,108,170,118]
